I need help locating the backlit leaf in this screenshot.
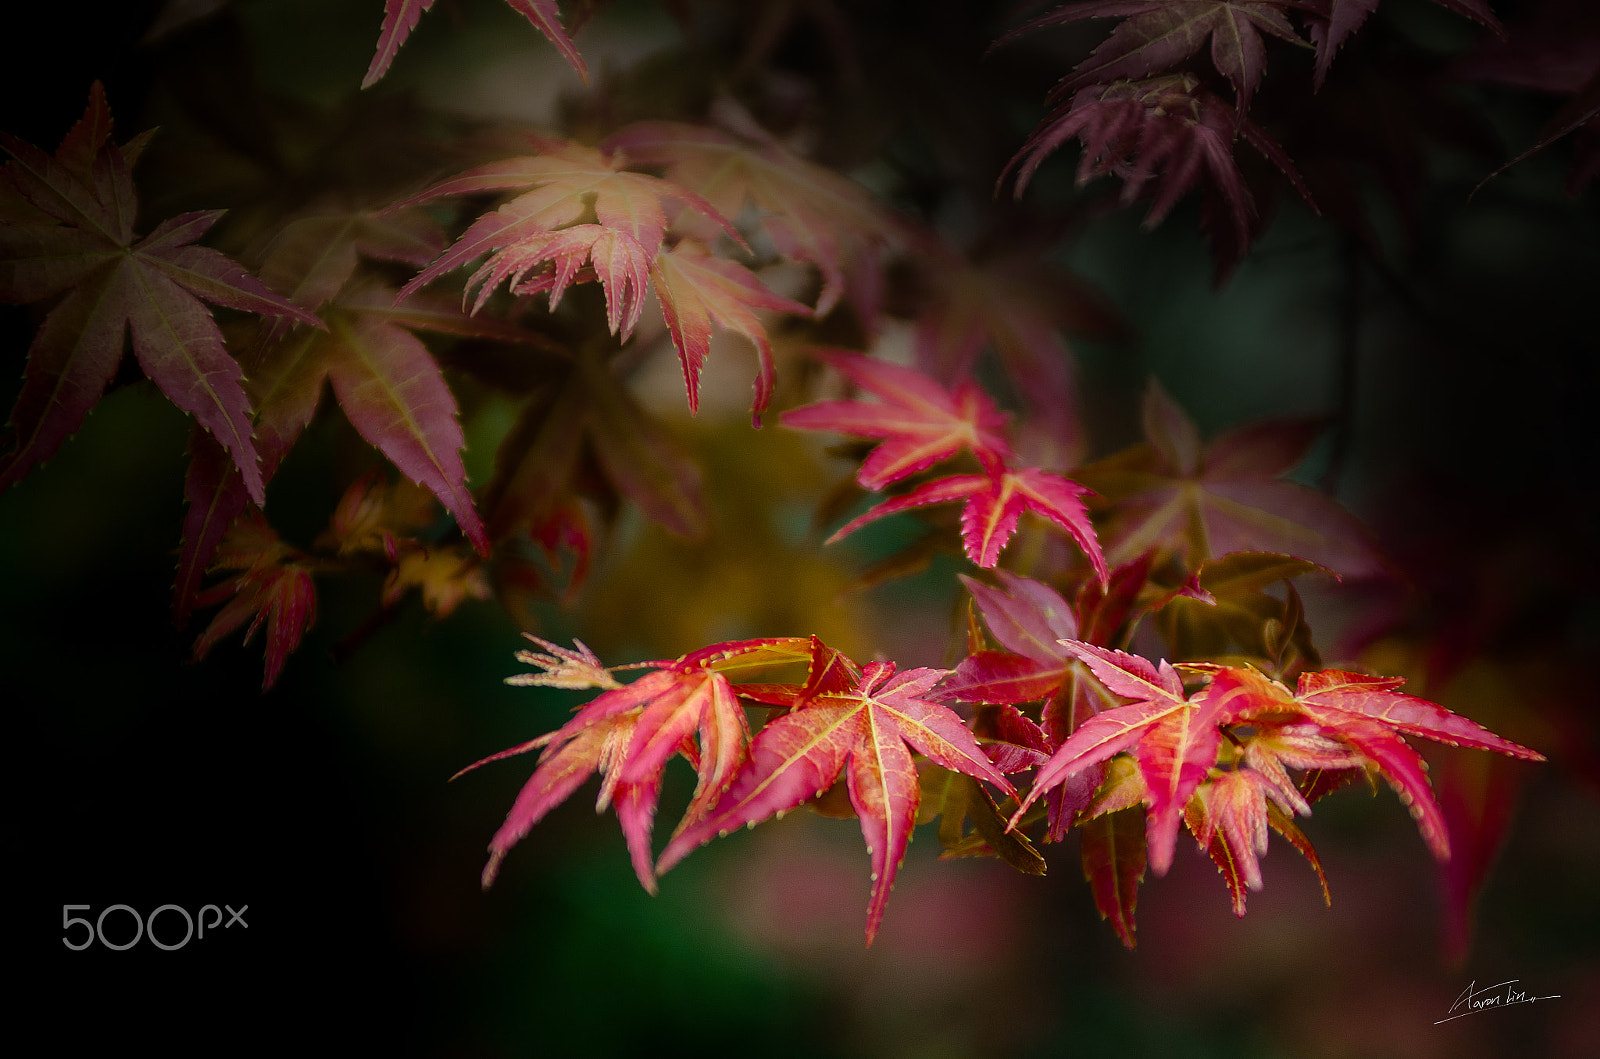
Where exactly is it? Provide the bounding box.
[779,348,1014,489]
[658,657,1017,944]
[472,637,813,891]
[825,467,1107,583]
[651,239,811,423]
[606,109,899,318]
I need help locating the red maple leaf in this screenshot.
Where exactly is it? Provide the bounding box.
[173,206,551,621]
[1002,74,1312,271]
[827,466,1109,581]
[1013,641,1228,875]
[1211,664,1545,860]
[909,239,1126,465]
[180,278,503,585]
[778,349,1014,489]
[1075,380,1384,577]
[1181,766,1329,916]
[191,512,317,690]
[943,559,1156,718]
[657,651,1019,944]
[364,0,587,89]
[649,239,812,424]
[945,561,1159,833]
[944,571,1087,708]
[782,355,1107,578]
[465,637,815,892]
[1019,645,1544,896]
[392,140,732,324]
[469,223,652,336]
[605,103,901,320]
[391,142,806,422]
[0,83,320,505]
[943,562,1194,943]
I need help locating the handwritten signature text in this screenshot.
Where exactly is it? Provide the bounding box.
[1436,979,1561,1025]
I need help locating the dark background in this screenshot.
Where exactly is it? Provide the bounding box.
[8,1,1598,1055]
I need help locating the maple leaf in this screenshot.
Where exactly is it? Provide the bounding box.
[1020,642,1543,900]
[944,557,1156,713]
[945,581,1100,840]
[1182,767,1329,915]
[1002,74,1312,272]
[390,142,804,420]
[909,242,1126,465]
[997,0,1309,117]
[1079,806,1147,948]
[206,280,496,558]
[504,634,620,691]
[650,239,812,424]
[470,224,652,338]
[190,511,317,690]
[0,83,320,506]
[468,637,814,892]
[320,287,493,555]
[1013,641,1233,875]
[941,566,1194,938]
[656,653,1018,944]
[778,348,1014,489]
[175,209,453,621]
[319,472,439,561]
[782,354,1107,577]
[1074,380,1383,577]
[363,0,587,89]
[604,106,900,319]
[481,347,709,546]
[1209,664,1545,861]
[826,466,1109,581]
[173,206,543,612]
[391,140,732,324]
[947,561,1170,832]
[944,571,1086,707]
[382,544,490,616]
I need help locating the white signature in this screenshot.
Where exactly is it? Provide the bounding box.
[1435,979,1562,1025]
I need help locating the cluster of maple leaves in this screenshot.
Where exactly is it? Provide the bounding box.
[992,0,1598,269]
[463,372,1540,945]
[2,0,1573,948]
